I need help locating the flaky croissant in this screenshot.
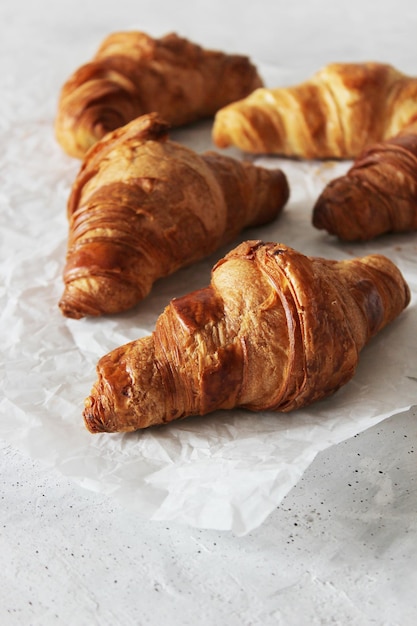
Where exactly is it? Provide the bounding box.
[83,240,410,433]
[55,30,263,158]
[59,114,289,319]
[312,132,417,240]
[212,62,417,159]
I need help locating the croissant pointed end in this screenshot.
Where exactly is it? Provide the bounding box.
[212,107,259,151]
[211,113,232,149]
[83,337,168,433]
[312,195,334,232]
[83,378,138,434]
[59,279,147,319]
[252,168,290,226]
[83,393,111,433]
[59,299,85,320]
[59,290,100,320]
[312,179,366,241]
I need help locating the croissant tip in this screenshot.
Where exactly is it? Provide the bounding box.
[58,300,85,320]
[58,288,107,320]
[83,395,109,433]
[311,199,329,231]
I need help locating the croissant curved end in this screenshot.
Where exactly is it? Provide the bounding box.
[83,394,109,433]
[312,179,369,241]
[212,107,267,153]
[84,380,139,434]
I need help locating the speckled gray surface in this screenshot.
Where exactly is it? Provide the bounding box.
[1,409,416,625]
[1,0,417,623]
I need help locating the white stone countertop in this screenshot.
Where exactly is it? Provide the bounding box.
[1,1,416,624]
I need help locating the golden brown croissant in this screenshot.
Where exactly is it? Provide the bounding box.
[83,240,410,433]
[59,114,289,319]
[212,62,417,159]
[312,132,417,240]
[55,30,263,158]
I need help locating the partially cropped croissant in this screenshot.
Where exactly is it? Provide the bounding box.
[83,240,410,433]
[212,62,417,159]
[59,114,289,319]
[312,131,417,240]
[55,30,263,158]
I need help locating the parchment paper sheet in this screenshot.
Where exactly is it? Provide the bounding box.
[1,62,416,535]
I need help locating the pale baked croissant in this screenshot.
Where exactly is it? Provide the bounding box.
[83,240,410,433]
[212,62,417,159]
[312,132,417,240]
[55,30,263,158]
[59,114,289,319]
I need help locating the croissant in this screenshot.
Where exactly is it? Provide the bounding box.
[55,30,263,158]
[312,132,417,240]
[59,114,289,319]
[212,62,417,159]
[83,239,410,433]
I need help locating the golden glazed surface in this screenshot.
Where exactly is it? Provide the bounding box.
[212,62,417,159]
[59,114,289,319]
[55,31,263,158]
[313,132,417,240]
[83,240,410,433]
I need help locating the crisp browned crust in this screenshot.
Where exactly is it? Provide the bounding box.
[59,113,289,319]
[312,132,417,240]
[55,31,263,158]
[83,240,410,433]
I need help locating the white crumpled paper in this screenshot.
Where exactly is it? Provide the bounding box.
[1,63,416,535]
